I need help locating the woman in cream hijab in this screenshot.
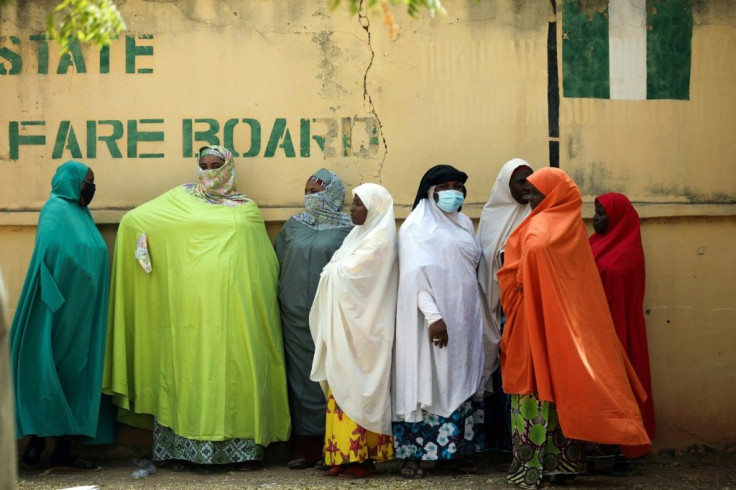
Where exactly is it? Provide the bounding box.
[476,158,533,451]
[309,183,398,479]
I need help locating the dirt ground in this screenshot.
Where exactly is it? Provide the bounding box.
[16,445,736,489]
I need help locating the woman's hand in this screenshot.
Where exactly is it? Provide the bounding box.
[428,319,448,348]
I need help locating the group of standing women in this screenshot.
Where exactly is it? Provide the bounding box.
[275,164,489,479]
[7,149,655,489]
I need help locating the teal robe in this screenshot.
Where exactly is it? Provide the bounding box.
[274,218,351,435]
[103,186,291,445]
[11,161,114,443]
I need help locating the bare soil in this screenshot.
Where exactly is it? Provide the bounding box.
[16,444,736,489]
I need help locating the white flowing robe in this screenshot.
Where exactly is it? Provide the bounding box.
[392,188,486,423]
[476,158,533,391]
[309,183,397,435]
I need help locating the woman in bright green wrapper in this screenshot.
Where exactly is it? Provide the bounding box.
[11,161,115,471]
[274,169,353,469]
[103,146,290,471]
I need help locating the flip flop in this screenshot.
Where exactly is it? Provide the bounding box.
[20,439,46,469]
[435,459,480,474]
[313,458,328,471]
[287,458,309,469]
[234,461,261,472]
[400,460,426,479]
[551,474,577,483]
[323,465,346,476]
[610,458,633,477]
[51,458,101,472]
[338,464,376,479]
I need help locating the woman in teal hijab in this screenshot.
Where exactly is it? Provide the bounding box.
[11,161,114,470]
[274,169,353,469]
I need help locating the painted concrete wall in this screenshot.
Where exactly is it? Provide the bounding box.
[1,0,734,450]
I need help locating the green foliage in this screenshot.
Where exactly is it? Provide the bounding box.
[336,0,446,18]
[1,0,441,55]
[44,0,126,55]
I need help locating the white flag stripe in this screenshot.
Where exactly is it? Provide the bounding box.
[608,0,647,100]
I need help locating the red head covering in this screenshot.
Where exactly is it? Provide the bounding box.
[499,168,651,457]
[590,193,644,269]
[590,193,655,439]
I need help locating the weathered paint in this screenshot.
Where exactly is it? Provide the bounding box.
[0,0,734,451]
[562,0,693,100]
[3,116,380,161]
[0,34,154,74]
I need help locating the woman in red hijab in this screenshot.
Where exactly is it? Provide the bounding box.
[590,193,655,440]
[499,168,650,489]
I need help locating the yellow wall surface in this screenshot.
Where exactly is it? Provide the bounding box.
[1,0,734,450]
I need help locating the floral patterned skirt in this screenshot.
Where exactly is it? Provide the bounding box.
[508,394,587,488]
[392,397,485,460]
[152,418,263,465]
[323,391,394,466]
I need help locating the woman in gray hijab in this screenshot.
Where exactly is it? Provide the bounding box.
[274,169,353,469]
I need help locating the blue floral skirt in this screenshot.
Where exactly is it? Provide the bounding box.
[392,397,484,460]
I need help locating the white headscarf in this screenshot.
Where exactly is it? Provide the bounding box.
[476,158,533,390]
[392,187,486,422]
[309,183,398,435]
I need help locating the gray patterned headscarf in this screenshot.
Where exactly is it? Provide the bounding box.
[293,169,353,230]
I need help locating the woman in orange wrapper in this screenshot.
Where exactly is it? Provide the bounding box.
[498,168,650,489]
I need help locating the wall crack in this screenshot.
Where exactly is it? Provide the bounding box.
[359,0,388,183]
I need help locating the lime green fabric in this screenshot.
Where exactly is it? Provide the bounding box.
[11,161,114,443]
[103,186,290,445]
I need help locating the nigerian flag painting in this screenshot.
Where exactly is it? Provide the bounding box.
[562,0,692,100]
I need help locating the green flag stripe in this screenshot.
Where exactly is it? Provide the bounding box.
[647,0,693,100]
[562,0,610,99]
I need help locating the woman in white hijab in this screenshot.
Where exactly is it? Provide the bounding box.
[309,183,397,479]
[392,165,486,479]
[476,158,533,451]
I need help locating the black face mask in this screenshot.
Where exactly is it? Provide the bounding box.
[80,182,96,206]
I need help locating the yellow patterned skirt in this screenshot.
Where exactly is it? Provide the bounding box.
[323,390,394,465]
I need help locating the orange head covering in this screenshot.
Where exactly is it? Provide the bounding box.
[499,167,651,458]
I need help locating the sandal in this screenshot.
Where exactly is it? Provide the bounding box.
[435,459,480,474]
[323,465,346,476]
[551,473,577,483]
[287,457,309,470]
[339,462,376,479]
[51,457,101,471]
[21,437,46,470]
[313,458,328,471]
[170,460,188,472]
[610,457,633,477]
[400,459,426,479]
[234,460,261,472]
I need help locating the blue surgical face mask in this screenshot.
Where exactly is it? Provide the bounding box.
[435,190,464,213]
